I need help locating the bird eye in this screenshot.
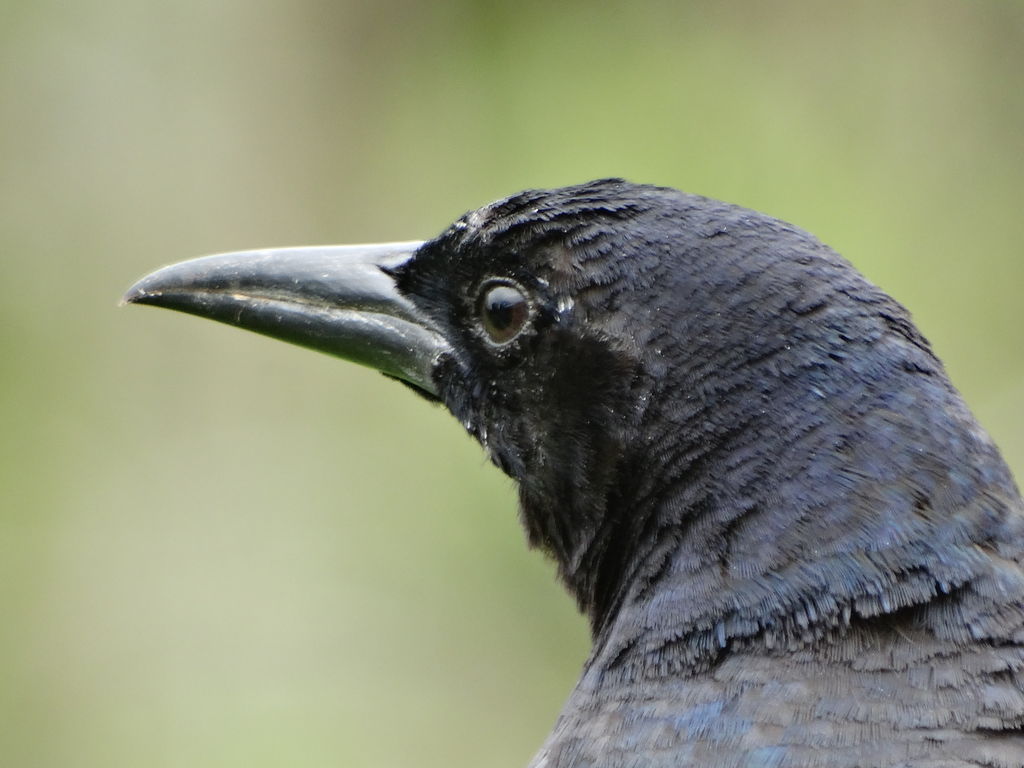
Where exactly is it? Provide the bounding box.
[477,280,532,345]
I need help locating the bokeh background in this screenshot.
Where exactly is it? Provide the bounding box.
[2,2,1022,766]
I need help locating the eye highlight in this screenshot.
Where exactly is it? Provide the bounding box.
[476,280,532,345]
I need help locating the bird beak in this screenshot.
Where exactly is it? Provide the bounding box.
[122,242,451,397]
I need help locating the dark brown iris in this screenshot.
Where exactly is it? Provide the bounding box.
[478,281,531,345]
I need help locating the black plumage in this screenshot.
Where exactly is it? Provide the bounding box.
[125,179,1024,767]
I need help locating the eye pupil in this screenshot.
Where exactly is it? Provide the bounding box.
[479,282,531,344]
[486,288,522,330]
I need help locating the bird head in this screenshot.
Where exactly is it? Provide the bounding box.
[125,179,1018,641]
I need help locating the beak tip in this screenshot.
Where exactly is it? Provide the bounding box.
[120,285,147,307]
[121,273,165,307]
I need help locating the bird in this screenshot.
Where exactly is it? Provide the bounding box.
[124,179,1024,767]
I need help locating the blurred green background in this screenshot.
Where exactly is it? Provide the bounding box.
[2,1,1022,766]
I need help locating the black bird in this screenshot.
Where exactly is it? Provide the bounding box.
[125,179,1024,767]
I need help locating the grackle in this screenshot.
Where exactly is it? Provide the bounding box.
[125,179,1024,767]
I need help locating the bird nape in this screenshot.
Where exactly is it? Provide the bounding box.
[124,179,1024,767]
